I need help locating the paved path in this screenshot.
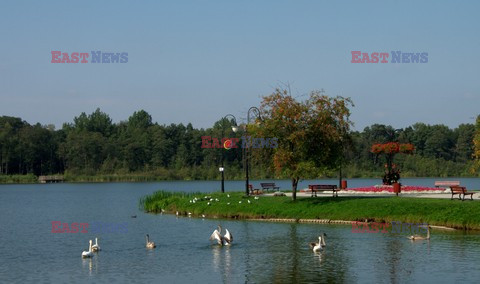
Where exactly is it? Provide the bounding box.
[263,190,479,200]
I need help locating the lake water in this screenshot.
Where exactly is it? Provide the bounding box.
[1,178,480,283]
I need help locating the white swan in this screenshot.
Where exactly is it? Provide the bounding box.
[408,226,431,240]
[210,225,233,246]
[92,237,101,252]
[309,233,326,252]
[146,234,156,248]
[82,240,94,258]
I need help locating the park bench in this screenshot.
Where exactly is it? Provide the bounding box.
[450,186,474,201]
[260,183,280,192]
[434,181,460,188]
[309,184,339,197]
[248,184,263,195]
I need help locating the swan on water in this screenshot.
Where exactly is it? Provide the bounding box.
[82,240,94,258]
[146,234,156,248]
[210,225,233,246]
[309,233,326,252]
[92,237,101,252]
[408,226,431,240]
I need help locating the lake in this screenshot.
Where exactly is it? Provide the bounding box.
[1,178,480,283]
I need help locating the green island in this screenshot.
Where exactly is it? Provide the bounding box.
[140,191,480,230]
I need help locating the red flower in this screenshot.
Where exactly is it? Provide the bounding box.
[371,142,415,155]
[371,144,384,154]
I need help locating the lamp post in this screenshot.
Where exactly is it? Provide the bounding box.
[387,128,402,142]
[245,107,261,196]
[220,114,238,193]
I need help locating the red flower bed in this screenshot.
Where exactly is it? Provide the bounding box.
[370,142,415,154]
[343,185,442,193]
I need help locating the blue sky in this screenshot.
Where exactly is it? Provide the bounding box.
[1,0,479,130]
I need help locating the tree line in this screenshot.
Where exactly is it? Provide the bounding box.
[0,108,478,180]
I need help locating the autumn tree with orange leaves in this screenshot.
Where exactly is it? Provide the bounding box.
[472,115,480,175]
[253,89,353,201]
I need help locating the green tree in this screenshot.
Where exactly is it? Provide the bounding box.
[59,131,106,173]
[256,89,353,200]
[472,115,480,175]
[423,125,454,160]
[120,110,154,171]
[19,123,57,175]
[0,116,25,174]
[454,123,475,163]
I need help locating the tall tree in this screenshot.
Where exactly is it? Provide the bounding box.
[256,89,353,200]
[472,115,480,175]
[454,123,475,163]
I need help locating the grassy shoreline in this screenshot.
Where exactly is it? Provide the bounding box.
[0,174,38,184]
[140,191,480,230]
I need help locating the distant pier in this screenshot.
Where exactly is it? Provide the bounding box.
[38,175,65,183]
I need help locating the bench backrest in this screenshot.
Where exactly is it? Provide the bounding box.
[309,184,337,189]
[435,181,460,187]
[261,183,276,187]
[450,186,466,193]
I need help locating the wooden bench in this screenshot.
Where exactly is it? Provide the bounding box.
[248,184,263,195]
[260,183,280,192]
[450,186,474,201]
[435,181,460,188]
[309,184,338,197]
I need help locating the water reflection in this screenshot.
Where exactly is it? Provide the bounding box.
[2,182,480,283]
[314,250,324,265]
[212,245,233,283]
[81,257,97,276]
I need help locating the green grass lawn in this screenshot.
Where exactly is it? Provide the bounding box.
[140,191,480,230]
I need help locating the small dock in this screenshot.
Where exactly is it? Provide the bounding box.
[38,175,65,183]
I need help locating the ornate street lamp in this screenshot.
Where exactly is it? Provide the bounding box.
[245,107,262,196]
[220,114,238,193]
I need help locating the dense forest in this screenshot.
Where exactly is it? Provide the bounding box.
[0,108,478,182]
